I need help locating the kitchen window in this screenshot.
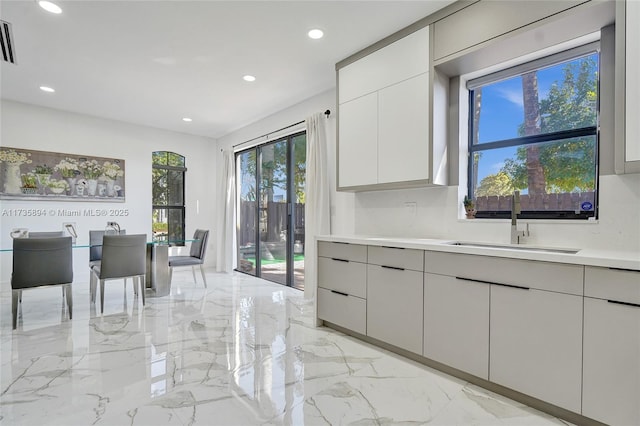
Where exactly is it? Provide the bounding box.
[467,43,599,219]
[152,151,186,245]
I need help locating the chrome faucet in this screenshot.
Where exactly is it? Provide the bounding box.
[510,190,530,244]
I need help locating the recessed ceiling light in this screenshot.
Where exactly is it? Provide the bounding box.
[38,1,62,14]
[39,86,55,93]
[308,29,324,40]
[182,117,192,122]
[243,75,256,82]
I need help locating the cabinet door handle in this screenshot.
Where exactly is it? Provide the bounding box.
[331,290,349,297]
[455,277,492,286]
[331,258,349,263]
[381,265,405,271]
[607,300,640,308]
[455,277,529,290]
[608,267,639,273]
[492,282,530,291]
[382,246,405,250]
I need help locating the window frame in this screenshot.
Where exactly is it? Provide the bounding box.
[152,151,187,246]
[466,42,600,220]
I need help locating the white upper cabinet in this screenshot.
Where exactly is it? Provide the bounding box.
[338,93,378,188]
[432,0,583,62]
[625,0,640,163]
[338,28,429,104]
[378,73,430,184]
[337,26,442,190]
[616,0,640,173]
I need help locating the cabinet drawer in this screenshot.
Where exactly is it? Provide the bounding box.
[318,256,367,298]
[318,288,366,335]
[367,265,423,354]
[584,266,640,305]
[424,251,583,295]
[368,245,424,271]
[318,241,367,263]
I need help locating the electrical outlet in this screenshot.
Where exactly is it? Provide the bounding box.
[404,201,417,217]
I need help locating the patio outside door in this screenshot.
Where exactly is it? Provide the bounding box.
[236,132,306,290]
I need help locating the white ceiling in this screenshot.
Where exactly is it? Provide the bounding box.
[0,0,454,139]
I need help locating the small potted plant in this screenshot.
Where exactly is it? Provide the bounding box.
[20,173,38,194]
[463,195,476,219]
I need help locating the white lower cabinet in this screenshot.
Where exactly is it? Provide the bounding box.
[317,256,367,299]
[317,288,366,335]
[317,242,368,334]
[423,273,489,379]
[489,286,583,413]
[582,297,640,425]
[366,265,423,354]
[316,239,640,423]
[582,267,640,426]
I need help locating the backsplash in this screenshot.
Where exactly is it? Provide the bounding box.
[353,174,640,252]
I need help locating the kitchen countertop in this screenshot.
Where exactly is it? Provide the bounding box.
[316,235,640,271]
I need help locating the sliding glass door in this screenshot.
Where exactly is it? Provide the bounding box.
[236,132,306,289]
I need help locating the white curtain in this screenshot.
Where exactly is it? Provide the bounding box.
[304,113,331,300]
[216,149,235,272]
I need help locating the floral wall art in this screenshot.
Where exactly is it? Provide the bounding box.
[0,147,125,202]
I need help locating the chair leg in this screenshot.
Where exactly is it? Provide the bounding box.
[12,289,19,330]
[139,276,145,306]
[100,279,106,314]
[199,265,207,288]
[19,289,22,303]
[90,273,97,303]
[169,267,173,284]
[133,277,138,296]
[65,284,73,320]
[191,266,197,284]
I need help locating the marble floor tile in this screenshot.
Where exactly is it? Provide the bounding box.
[1,270,570,425]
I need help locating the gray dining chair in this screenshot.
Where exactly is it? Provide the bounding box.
[89,230,127,299]
[90,234,147,314]
[29,231,68,300]
[168,229,209,287]
[11,237,73,329]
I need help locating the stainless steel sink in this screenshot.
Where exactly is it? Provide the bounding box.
[446,241,579,254]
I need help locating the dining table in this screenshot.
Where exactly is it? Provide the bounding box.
[1,238,198,297]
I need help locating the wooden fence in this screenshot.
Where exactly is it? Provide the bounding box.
[475,192,595,211]
[238,201,305,246]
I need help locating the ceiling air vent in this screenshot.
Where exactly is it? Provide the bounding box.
[1,20,16,64]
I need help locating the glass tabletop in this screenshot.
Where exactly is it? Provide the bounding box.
[0,239,198,252]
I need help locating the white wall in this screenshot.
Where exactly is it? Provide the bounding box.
[0,100,217,284]
[352,173,640,252]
